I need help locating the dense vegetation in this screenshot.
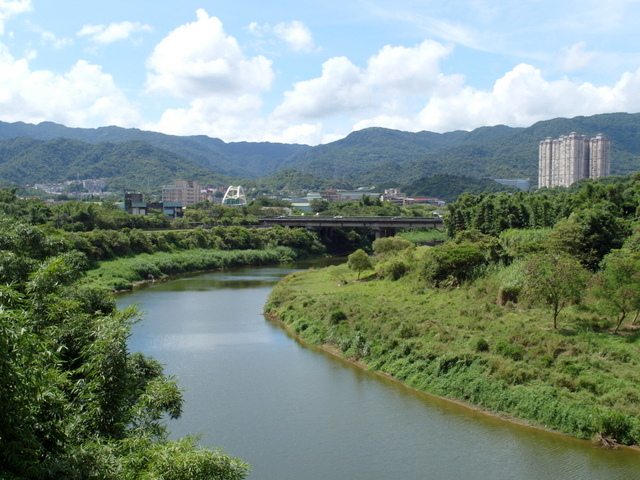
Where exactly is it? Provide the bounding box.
[4,112,640,200]
[0,190,329,479]
[404,174,517,203]
[0,218,252,479]
[0,120,307,178]
[0,137,232,193]
[267,113,640,185]
[265,175,640,447]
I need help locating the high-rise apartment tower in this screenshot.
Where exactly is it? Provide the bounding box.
[538,133,611,188]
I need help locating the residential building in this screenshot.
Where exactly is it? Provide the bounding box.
[538,133,611,188]
[162,180,203,206]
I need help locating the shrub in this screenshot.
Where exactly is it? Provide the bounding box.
[494,340,525,361]
[378,259,409,280]
[595,410,640,444]
[473,337,490,352]
[329,309,347,325]
[372,236,413,255]
[499,228,552,258]
[422,242,488,286]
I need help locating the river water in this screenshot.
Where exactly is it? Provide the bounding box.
[117,259,640,480]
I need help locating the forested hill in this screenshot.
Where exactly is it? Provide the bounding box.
[0,137,230,192]
[407,113,640,182]
[1,112,640,190]
[281,113,640,185]
[0,121,310,178]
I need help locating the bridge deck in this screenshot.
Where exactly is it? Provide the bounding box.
[257,216,443,229]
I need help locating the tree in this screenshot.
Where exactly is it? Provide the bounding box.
[423,242,488,287]
[0,218,250,480]
[592,250,640,332]
[546,202,631,270]
[524,253,588,329]
[310,198,329,213]
[372,236,413,255]
[347,249,372,280]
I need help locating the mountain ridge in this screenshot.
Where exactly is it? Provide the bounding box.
[1,112,639,194]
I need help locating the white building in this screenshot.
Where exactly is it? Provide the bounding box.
[538,133,611,188]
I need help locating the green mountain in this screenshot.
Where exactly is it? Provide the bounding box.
[0,121,309,177]
[1,113,639,197]
[412,113,640,182]
[0,137,229,192]
[284,113,640,185]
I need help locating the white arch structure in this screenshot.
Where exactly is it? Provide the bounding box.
[222,185,247,206]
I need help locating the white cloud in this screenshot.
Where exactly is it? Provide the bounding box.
[267,123,325,145]
[149,93,265,139]
[0,0,32,35]
[416,63,640,133]
[273,56,372,121]
[146,9,274,99]
[272,40,460,123]
[77,21,152,45]
[0,47,141,127]
[272,21,315,52]
[41,31,73,49]
[246,20,316,53]
[272,52,640,144]
[558,42,599,72]
[366,40,455,94]
[352,114,417,133]
[246,21,263,37]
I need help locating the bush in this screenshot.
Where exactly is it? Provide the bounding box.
[422,242,488,286]
[499,228,552,258]
[329,309,347,325]
[494,340,525,361]
[378,259,409,280]
[595,410,640,444]
[372,236,413,255]
[473,337,490,352]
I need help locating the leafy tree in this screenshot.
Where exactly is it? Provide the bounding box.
[547,202,631,270]
[422,229,506,287]
[524,253,589,329]
[591,250,640,332]
[423,242,488,287]
[347,249,373,280]
[0,218,250,480]
[310,198,329,213]
[372,236,413,255]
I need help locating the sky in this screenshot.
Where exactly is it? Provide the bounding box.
[2,0,640,146]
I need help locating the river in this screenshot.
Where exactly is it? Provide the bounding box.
[117,259,640,480]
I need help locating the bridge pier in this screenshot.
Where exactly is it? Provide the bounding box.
[374,227,397,239]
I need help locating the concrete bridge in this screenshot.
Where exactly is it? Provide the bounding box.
[257,215,443,238]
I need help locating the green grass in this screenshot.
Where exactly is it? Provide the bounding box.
[265,256,640,445]
[397,228,447,244]
[82,246,298,291]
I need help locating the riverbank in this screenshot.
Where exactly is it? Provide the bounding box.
[264,261,640,447]
[81,246,305,291]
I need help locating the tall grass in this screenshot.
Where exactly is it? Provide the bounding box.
[83,247,296,291]
[265,254,640,445]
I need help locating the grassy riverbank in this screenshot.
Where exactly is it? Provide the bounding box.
[82,246,301,291]
[264,253,640,446]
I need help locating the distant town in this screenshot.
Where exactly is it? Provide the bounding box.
[25,132,613,220]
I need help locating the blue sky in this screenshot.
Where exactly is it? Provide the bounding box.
[2,0,640,145]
